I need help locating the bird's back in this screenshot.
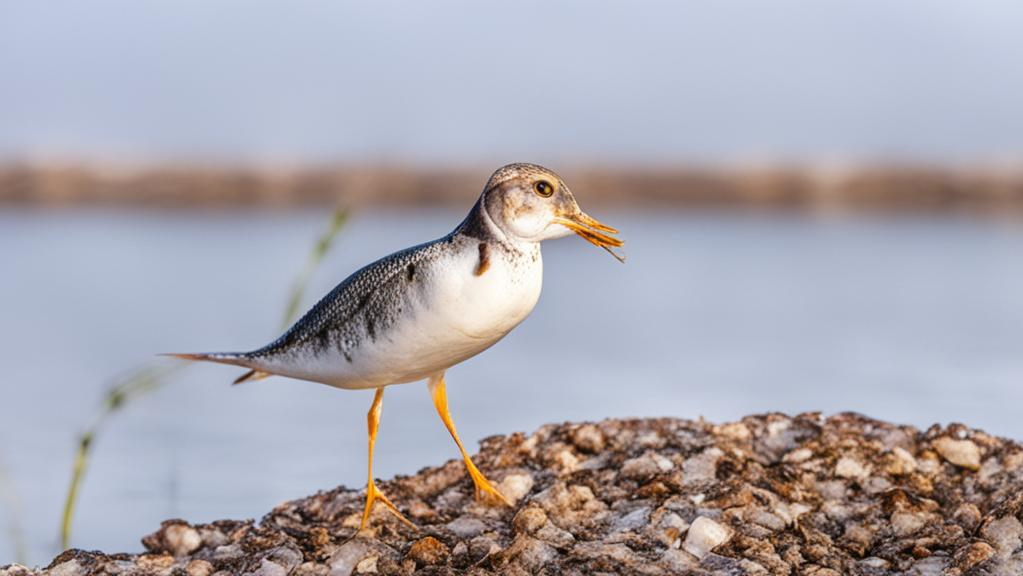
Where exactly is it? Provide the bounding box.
[241,236,451,386]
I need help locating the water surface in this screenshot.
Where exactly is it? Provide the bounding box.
[1,209,1023,563]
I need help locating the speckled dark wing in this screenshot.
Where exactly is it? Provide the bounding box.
[246,235,452,363]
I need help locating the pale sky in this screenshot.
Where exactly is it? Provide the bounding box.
[1,0,1022,165]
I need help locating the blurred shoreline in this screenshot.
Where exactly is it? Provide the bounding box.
[2,163,1023,214]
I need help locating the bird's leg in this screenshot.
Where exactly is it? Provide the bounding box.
[360,387,415,530]
[428,373,511,506]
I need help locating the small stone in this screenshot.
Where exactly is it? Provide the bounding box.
[783,447,813,463]
[739,559,769,574]
[186,559,214,576]
[164,523,203,557]
[513,506,548,534]
[859,557,890,569]
[981,516,1023,555]
[933,437,982,470]
[293,563,329,576]
[907,556,947,575]
[889,447,918,475]
[354,556,377,574]
[717,422,751,440]
[683,516,732,559]
[468,535,502,562]
[683,448,722,484]
[137,554,175,570]
[652,453,674,471]
[955,541,994,571]
[621,454,662,480]
[535,522,575,547]
[267,547,303,572]
[498,472,534,504]
[446,515,487,538]
[953,503,982,532]
[254,559,287,576]
[308,527,331,548]
[611,506,651,533]
[661,548,699,572]
[843,524,874,556]
[406,536,449,567]
[1,565,35,576]
[329,540,374,576]
[571,424,605,453]
[509,536,558,571]
[747,508,785,531]
[891,511,930,536]
[212,544,244,562]
[835,456,869,480]
[554,449,580,472]
[48,560,82,576]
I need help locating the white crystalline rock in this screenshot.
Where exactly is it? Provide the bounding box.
[683,516,732,559]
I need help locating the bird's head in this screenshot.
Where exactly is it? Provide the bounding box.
[480,163,624,262]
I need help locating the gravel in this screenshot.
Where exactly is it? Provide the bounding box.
[8,413,1023,575]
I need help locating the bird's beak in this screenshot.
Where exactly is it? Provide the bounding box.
[553,211,626,263]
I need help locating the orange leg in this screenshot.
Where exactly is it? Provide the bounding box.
[428,373,511,506]
[360,387,415,530]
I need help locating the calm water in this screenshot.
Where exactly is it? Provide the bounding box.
[2,209,1023,564]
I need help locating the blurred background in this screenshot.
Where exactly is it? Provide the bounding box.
[3,0,1023,566]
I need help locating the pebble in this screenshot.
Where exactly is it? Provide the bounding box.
[891,511,931,536]
[683,448,722,484]
[509,536,558,571]
[498,472,534,504]
[611,506,651,533]
[48,561,81,576]
[907,556,947,575]
[30,414,1023,576]
[164,523,203,556]
[621,453,664,480]
[933,437,981,470]
[571,423,605,453]
[956,541,994,570]
[329,540,374,576]
[889,447,918,475]
[186,559,214,576]
[406,536,449,567]
[783,447,813,463]
[683,516,732,559]
[446,515,488,538]
[512,506,548,534]
[835,456,869,480]
[981,516,1023,555]
[293,563,329,576]
[354,556,377,574]
[252,559,287,576]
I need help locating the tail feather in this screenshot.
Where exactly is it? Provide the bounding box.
[233,369,272,385]
[162,352,270,385]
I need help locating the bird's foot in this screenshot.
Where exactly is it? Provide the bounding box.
[360,481,416,531]
[464,458,512,507]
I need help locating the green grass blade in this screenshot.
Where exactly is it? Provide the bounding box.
[57,206,349,553]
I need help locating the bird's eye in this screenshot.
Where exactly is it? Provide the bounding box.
[534,180,555,197]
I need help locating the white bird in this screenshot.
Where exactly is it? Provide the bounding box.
[170,163,624,529]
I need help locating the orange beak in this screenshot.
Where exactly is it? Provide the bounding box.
[553,211,625,263]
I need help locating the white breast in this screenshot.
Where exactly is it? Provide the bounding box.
[324,242,543,389]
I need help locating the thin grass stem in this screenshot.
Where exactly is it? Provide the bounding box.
[58,206,349,552]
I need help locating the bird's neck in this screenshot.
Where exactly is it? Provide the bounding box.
[455,197,538,256]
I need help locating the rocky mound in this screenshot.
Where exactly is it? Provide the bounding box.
[9,413,1023,575]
